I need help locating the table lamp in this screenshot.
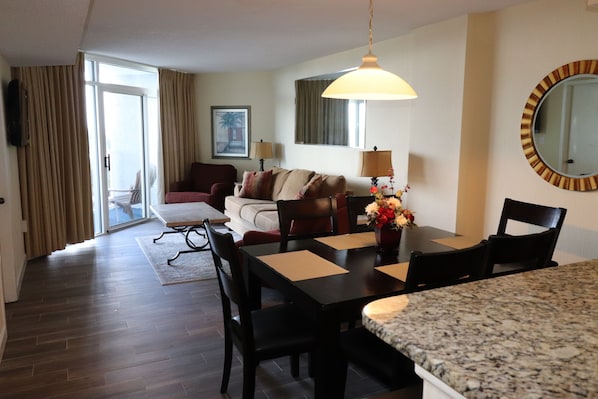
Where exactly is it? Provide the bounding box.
[250,139,273,171]
[359,146,392,187]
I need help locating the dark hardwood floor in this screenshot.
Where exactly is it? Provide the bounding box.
[0,219,388,398]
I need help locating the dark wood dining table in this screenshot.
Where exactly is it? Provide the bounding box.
[239,226,461,399]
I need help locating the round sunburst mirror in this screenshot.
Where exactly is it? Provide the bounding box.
[521,60,598,191]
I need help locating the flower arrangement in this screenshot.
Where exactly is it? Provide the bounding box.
[365,179,416,231]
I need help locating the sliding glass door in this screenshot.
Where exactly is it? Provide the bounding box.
[103,90,146,228]
[85,56,159,235]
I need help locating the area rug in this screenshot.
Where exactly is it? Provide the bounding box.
[136,228,241,285]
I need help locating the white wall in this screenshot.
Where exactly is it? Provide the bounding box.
[193,0,598,264]
[0,52,28,360]
[485,0,598,263]
[0,56,26,305]
[407,17,469,233]
[195,71,276,180]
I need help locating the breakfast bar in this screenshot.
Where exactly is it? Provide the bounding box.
[362,260,598,399]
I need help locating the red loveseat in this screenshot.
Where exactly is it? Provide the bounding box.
[165,162,237,212]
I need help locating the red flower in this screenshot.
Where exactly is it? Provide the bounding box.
[376,214,389,228]
[365,182,416,230]
[402,209,415,222]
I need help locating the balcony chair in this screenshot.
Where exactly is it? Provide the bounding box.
[497,197,566,266]
[204,220,316,399]
[108,168,156,220]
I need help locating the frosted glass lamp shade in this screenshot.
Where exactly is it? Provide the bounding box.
[322,54,417,101]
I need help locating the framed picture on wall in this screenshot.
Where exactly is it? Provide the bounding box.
[211,106,251,158]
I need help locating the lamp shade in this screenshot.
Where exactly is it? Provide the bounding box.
[322,54,417,101]
[249,141,273,159]
[359,149,392,178]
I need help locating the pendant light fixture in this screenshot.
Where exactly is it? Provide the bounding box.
[321,0,417,101]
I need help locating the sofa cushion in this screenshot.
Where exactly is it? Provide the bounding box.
[270,167,292,200]
[240,202,278,224]
[319,174,347,197]
[225,195,273,217]
[276,168,315,201]
[253,210,281,231]
[296,174,323,199]
[225,195,280,231]
[239,170,273,200]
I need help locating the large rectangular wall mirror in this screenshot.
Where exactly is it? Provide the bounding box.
[295,72,365,148]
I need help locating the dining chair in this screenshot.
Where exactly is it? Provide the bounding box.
[497,197,567,266]
[204,220,316,399]
[340,241,488,392]
[484,228,558,278]
[346,195,374,233]
[404,240,488,291]
[277,196,338,249]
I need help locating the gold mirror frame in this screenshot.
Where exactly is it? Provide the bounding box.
[521,60,598,191]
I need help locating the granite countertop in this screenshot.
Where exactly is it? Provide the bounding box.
[363,260,598,399]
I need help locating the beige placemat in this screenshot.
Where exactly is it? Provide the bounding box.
[375,262,410,282]
[432,236,481,250]
[315,232,376,250]
[257,250,349,281]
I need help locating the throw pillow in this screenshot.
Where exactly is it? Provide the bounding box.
[277,169,315,200]
[239,170,273,200]
[296,174,323,199]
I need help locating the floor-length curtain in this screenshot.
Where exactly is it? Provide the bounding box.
[12,53,94,259]
[158,69,199,195]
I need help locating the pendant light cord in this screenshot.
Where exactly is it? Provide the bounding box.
[368,0,374,55]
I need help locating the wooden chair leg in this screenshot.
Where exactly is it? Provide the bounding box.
[290,354,300,377]
[242,361,257,399]
[221,331,233,393]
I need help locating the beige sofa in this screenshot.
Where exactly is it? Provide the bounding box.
[224,166,347,234]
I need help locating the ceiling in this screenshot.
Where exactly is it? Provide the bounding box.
[0,0,535,74]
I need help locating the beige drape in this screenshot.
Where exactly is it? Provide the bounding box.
[12,53,94,259]
[158,69,199,194]
[295,79,349,145]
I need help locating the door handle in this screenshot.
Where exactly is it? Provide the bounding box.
[0,197,5,204]
[104,155,111,171]
[566,159,574,164]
